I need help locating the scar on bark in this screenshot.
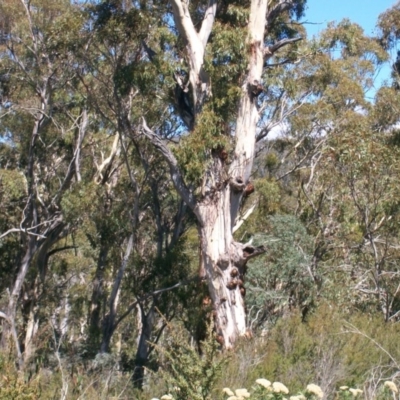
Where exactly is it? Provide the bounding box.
[243,244,265,261]
[230,176,246,192]
[213,146,228,162]
[226,278,238,290]
[248,80,264,98]
[236,244,266,298]
[212,243,265,347]
[230,176,255,196]
[249,40,262,58]
[244,182,254,196]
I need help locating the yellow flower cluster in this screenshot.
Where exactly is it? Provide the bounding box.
[221,379,324,400]
[290,395,306,400]
[306,384,324,399]
[349,388,363,397]
[150,395,174,400]
[339,386,363,397]
[272,382,289,394]
[384,381,399,394]
[255,378,271,389]
[223,387,251,399]
[153,379,399,400]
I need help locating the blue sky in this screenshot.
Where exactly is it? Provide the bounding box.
[303,0,397,93]
[304,0,396,37]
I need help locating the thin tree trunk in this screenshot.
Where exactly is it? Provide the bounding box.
[88,242,109,346]
[23,286,40,364]
[132,303,155,388]
[100,234,134,353]
[1,238,36,368]
[0,312,22,368]
[99,131,140,353]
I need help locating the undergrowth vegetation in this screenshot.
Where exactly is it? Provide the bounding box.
[1,305,399,399]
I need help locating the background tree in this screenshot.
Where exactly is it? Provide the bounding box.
[0,0,88,367]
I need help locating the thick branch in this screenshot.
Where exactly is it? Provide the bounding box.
[242,244,266,261]
[141,118,198,213]
[0,224,48,240]
[0,228,22,240]
[170,0,213,115]
[100,233,135,353]
[199,0,217,47]
[170,0,216,49]
[47,246,77,258]
[36,218,67,281]
[170,0,200,48]
[169,199,187,250]
[265,36,302,57]
[0,311,10,322]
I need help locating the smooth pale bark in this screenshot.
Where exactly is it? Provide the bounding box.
[199,0,268,347]
[23,285,40,363]
[0,312,22,368]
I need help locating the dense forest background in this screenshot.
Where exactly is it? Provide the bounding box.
[1,0,400,399]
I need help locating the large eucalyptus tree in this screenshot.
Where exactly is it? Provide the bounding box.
[140,0,306,347]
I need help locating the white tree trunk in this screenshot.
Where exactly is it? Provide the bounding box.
[198,200,248,347]
[198,0,268,348]
[24,301,40,364]
[198,169,264,347]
